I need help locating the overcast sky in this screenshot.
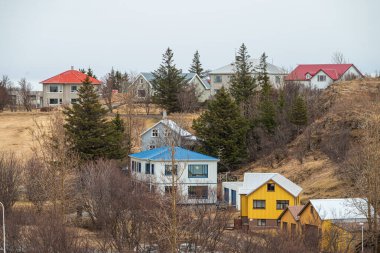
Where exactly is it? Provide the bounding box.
[1,0,379,89]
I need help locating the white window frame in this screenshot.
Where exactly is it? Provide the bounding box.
[152,129,159,137]
[214,75,222,83]
[71,85,78,93]
[49,84,62,93]
[317,75,326,82]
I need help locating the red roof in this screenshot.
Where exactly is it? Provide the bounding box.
[285,64,360,81]
[40,69,101,85]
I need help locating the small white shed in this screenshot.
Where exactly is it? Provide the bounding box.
[222,181,243,210]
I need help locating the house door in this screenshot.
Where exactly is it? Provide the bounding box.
[224,188,229,202]
[231,190,236,206]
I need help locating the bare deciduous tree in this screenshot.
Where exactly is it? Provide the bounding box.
[18,78,32,111]
[0,75,11,112]
[331,51,347,64]
[0,152,22,210]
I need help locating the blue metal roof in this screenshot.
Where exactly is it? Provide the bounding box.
[129,146,219,161]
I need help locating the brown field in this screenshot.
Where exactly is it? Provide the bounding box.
[0,111,52,158]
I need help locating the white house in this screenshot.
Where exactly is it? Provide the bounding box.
[285,64,363,89]
[209,58,287,95]
[140,118,197,151]
[129,146,218,204]
[132,72,211,102]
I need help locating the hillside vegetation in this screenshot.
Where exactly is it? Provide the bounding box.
[237,78,380,200]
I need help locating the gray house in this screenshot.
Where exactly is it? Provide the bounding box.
[209,58,287,95]
[132,72,211,102]
[140,118,197,151]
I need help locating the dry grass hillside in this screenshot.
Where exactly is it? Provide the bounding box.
[238,78,380,201]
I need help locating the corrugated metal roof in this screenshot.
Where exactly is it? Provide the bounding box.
[210,58,287,75]
[308,198,369,221]
[141,72,196,82]
[129,146,219,161]
[40,70,101,84]
[140,72,210,90]
[140,119,197,140]
[285,64,360,81]
[238,173,302,197]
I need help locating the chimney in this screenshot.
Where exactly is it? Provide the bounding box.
[162,110,167,119]
[71,66,74,70]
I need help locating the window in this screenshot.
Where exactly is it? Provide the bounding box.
[151,164,155,175]
[164,129,170,137]
[148,145,156,150]
[214,75,222,83]
[310,206,314,215]
[267,183,275,192]
[152,129,158,137]
[140,78,143,84]
[71,98,78,104]
[145,163,151,174]
[49,98,59,105]
[188,186,208,199]
[291,223,296,234]
[49,85,60,92]
[257,219,266,226]
[317,75,326,82]
[137,162,141,173]
[214,89,220,94]
[253,200,266,209]
[276,200,289,210]
[165,186,176,194]
[164,165,178,176]
[306,73,311,79]
[283,222,288,231]
[71,85,78,93]
[275,76,281,84]
[138,89,146,97]
[131,161,136,172]
[188,164,208,178]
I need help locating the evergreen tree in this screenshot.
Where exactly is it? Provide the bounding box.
[107,112,127,159]
[189,50,205,78]
[79,68,86,74]
[86,67,97,79]
[229,43,257,116]
[64,76,116,160]
[151,48,186,113]
[290,95,308,127]
[193,87,249,171]
[257,53,276,133]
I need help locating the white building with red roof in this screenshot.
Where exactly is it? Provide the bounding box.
[40,67,101,107]
[285,64,363,89]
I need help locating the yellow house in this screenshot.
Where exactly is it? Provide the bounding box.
[278,205,304,234]
[298,198,367,252]
[239,173,302,229]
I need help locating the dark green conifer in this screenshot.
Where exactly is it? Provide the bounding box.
[193,87,249,171]
[151,48,186,113]
[189,50,205,78]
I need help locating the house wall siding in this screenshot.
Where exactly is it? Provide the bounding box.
[130,158,218,204]
[244,180,298,220]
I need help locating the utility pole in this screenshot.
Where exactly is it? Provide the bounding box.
[0,202,5,253]
[171,144,177,253]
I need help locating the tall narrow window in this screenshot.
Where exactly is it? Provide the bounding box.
[152,129,158,137]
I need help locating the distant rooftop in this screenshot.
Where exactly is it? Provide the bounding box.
[210,58,287,75]
[140,72,210,89]
[40,69,101,84]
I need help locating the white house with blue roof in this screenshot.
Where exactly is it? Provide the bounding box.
[132,72,211,102]
[129,146,218,204]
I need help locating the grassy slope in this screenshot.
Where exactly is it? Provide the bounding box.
[236,78,380,201]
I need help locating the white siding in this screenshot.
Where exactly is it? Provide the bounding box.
[309,70,334,89]
[131,158,218,204]
[222,182,243,210]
